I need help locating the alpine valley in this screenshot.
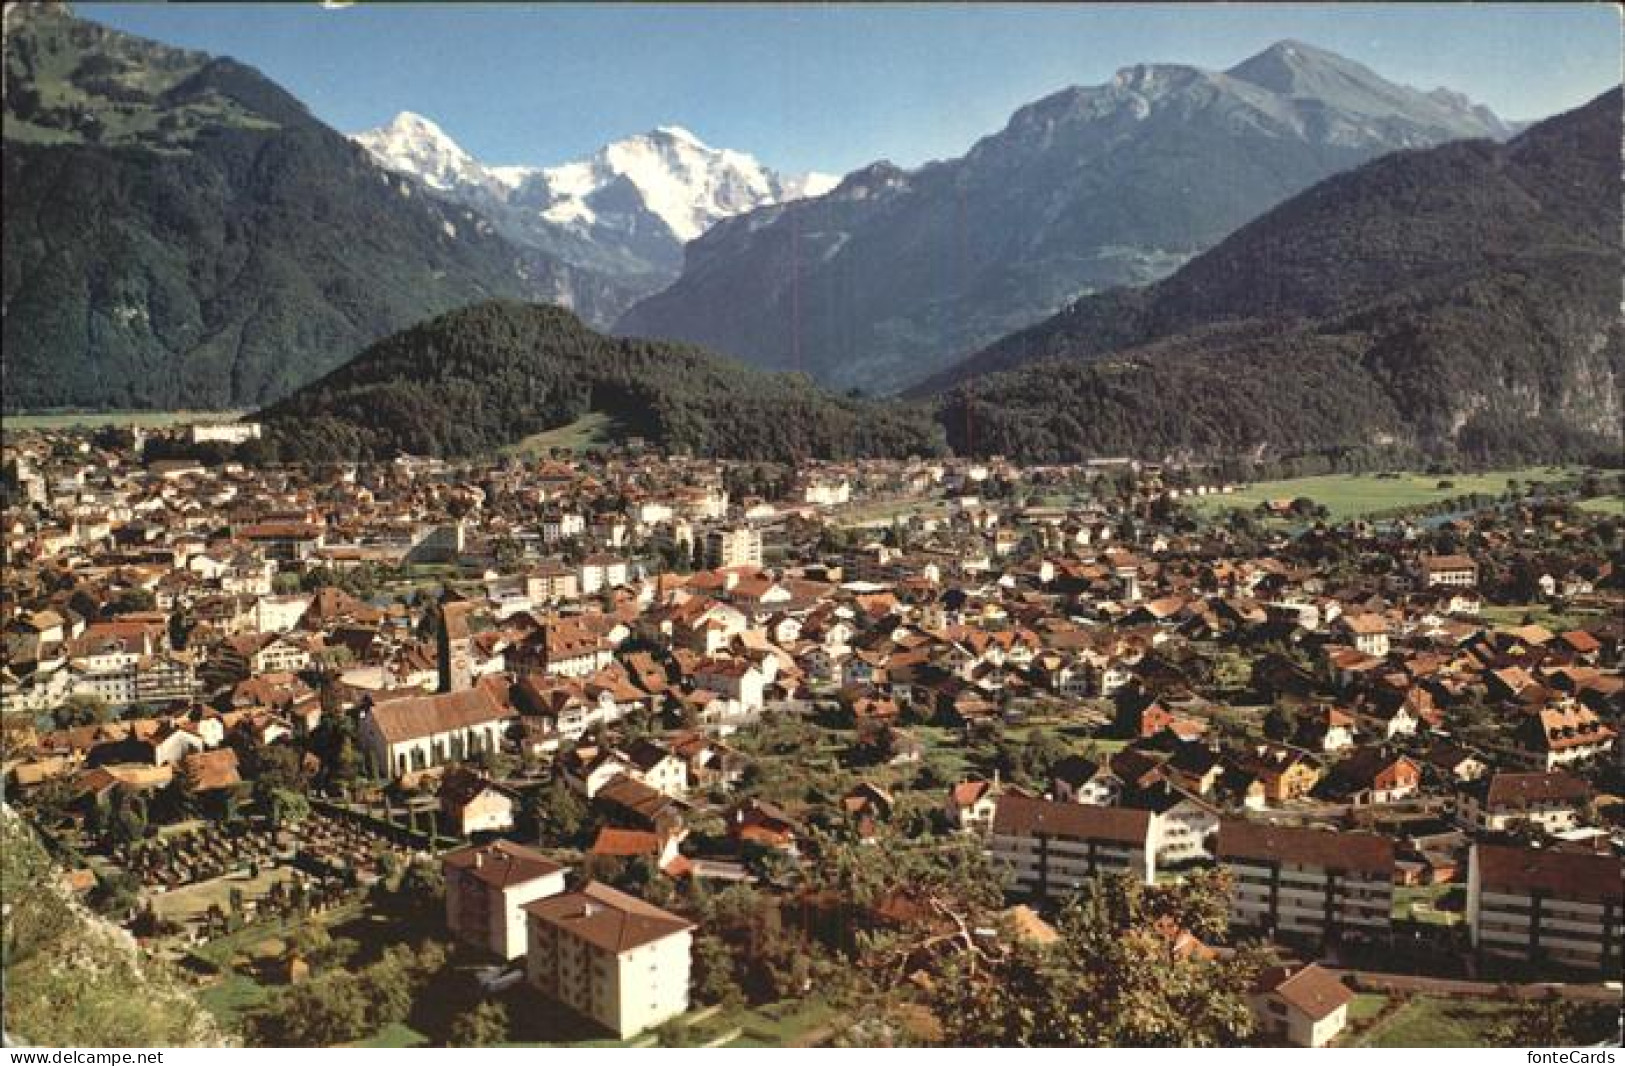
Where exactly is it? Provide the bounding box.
[4,5,1618,472]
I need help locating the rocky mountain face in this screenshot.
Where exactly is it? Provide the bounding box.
[616,40,1513,393]
[1,4,631,411]
[919,89,1622,465]
[352,112,834,299]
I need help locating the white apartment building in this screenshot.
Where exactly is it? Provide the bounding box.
[443,840,567,960]
[704,527,763,570]
[1467,843,1622,973]
[1216,820,1393,942]
[988,794,1156,898]
[525,882,694,1038]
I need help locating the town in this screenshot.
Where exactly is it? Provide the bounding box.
[3,422,1621,1048]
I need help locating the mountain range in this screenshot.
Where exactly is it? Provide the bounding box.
[0,4,633,411]
[616,40,1515,393]
[351,112,834,302]
[919,88,1622,465]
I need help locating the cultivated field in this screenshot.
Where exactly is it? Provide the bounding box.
[1187,467,1581,522]
[4,409,245,432]
[501,412,631,456]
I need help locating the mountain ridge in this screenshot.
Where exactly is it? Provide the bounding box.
[919,88,1622,465]
[616,39,1514,393]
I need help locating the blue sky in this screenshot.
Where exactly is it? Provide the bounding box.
[82,3,1621,175]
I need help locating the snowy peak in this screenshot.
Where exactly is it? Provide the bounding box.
[566,126,832,241]
[352,111,485,192]
[347,113,832,248]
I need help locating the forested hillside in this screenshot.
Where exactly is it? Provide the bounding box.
[255,301,947,463]
[924,89,1622,464]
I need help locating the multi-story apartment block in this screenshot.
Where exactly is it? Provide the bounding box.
[704,526,763,570]
[1216,820,1393,943]
[442,840,566,960]
[988,794,1156,898]
[1467,843,1622,973]
[525,881,694,1038]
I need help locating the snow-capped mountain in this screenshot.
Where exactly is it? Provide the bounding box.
[351,113,835,286]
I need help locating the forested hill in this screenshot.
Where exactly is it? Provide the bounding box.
[254,301,947,463]
[1,4,632,412]
[919,88,1623,465]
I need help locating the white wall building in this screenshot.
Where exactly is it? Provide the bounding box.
[525,882,694,1039]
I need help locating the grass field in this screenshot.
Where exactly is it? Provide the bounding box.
[1576,495,1625,516]
[502,412,630,456]
[1352,996,1505,1047]
[4,410,245,431]
[1187,467,1579,522]
[151,867,302,924]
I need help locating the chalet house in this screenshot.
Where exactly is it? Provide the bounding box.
[595,774,686,834]
[1320,748,1421,806]
[1467,843,1622,972]
[443,840,566,960]
[1216,820,1393,944]
[1228,745,1322,805]
[1294,705,1356,754]
[1051,755,1121,806]
[360,688,513,778]
[558,746,635,799]
[1163,744,1224,797]
[1335,614,1390,658]
[1456,771,1590,834]
[690,656,765,713]
[622,738,689,798]
[730,798,800,853]
[1420,743,1489,784]
[1251,964,1353,1048]
[1514,702,1615,770]
[439,767,516,836]
[945,779,1000,835]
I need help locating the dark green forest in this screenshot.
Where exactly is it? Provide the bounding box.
[253,301,947,463]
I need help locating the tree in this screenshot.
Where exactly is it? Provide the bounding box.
[1491,992,1618,1047]
[449,999,509,1047]
[51,694,113,730]
[929,872,1264,1047]
[524,780,587,846]
[266,787,311,828]
[690,932,746,1010]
